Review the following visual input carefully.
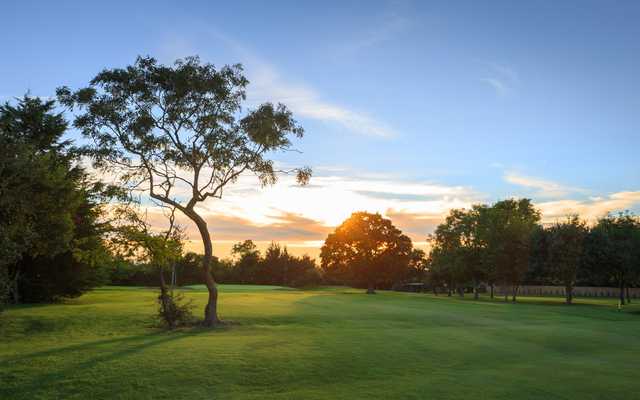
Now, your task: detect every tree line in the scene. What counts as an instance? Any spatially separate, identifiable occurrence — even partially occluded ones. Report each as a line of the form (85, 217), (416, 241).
(427, 199), (640, 304)
(110, 241), (321, 289)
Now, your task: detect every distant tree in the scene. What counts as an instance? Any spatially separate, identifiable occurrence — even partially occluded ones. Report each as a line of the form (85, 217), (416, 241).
(485, 199), (540, 302)
(175, 252), (206, 286)
(231, 240), (261, 284)
(455, 207), (487, 299)
(287, 255), (322, 288)
(58, 56), (311, 326)
(426, 246), (456, 296)
(546, 216), (588, 304)
(320, 212), (413, 293)
(407, 248), (428, 283)
(427, 206), (490, 298)
(428, 210), (468, 297)
(584, 213), (640, 305)
(258, 242), (291, 285)
(526, 225), (551, 285)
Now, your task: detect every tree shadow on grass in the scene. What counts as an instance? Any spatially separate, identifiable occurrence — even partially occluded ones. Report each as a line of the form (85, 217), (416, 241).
(4, 325), (220, 364)
(2, 328), (215, 398)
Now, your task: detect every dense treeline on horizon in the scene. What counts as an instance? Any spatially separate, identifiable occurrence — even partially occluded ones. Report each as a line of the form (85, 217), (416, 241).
(428, 201), (640, 304)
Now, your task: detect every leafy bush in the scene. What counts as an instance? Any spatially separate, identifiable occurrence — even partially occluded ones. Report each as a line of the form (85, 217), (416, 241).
(157, 289), (194, 329)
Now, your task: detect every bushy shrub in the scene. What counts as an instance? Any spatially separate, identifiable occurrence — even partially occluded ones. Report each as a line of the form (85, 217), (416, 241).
(157, 289), (194, 329)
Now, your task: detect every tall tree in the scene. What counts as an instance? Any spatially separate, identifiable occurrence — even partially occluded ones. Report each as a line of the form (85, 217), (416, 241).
(584, 213), (640, 305)
(428, 210), (468, 297)
(546, 216), (588, 304)
(320, 212), (413, 293)
(58, 56), (311, 326)
(0, 96), (115, 304)
(484, 199), (540, 302)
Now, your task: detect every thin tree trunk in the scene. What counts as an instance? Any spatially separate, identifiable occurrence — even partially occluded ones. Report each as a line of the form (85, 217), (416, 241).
(511, 285), (518, 303)
(12, 269), (20, 304)
(433, 286), (438, 296)
(565, 284), (573, 305)
(171, 264), (176, 288)
(189, 211), (220, 326)
(619, 279), (626, 306)
(490, 284), (494, 299)
(473, 278), (479, 300)
(626, 286), (631, 304)
(158, 268), (173, 328)
(366, 282), (376, 294)
(458, 287), (464, 298)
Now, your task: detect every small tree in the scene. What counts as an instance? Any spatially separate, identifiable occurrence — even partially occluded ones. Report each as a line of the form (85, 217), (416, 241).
(546, 216), (587, 304)
(58, 56), (311, 326)
(110, 205), (189, 328)
(320, 212), (413, 293)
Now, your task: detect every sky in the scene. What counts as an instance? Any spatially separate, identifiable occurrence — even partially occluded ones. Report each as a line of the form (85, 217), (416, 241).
(2, 0), (639, 258)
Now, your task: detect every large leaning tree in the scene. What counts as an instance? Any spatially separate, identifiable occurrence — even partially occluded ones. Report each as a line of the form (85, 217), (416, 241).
(320, 212), (413, 293)
(58, 56), (311, 326)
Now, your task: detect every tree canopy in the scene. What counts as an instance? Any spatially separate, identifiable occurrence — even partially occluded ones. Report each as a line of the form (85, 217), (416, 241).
(57, 56), (311, 325)
(320, 212), (413, 293)
(0, 96), (116, 304)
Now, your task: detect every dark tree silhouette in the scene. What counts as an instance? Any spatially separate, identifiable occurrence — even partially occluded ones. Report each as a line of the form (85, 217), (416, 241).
(1, 96), (116, 304)
(320, 212), (413, 293)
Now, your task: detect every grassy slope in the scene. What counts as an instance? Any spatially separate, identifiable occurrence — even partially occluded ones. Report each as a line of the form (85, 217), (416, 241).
(1, 286), (639, 400)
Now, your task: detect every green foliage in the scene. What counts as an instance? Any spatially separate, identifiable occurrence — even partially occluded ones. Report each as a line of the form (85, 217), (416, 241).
(583, 212), (640, 304)
(429, 199), (541, 300)
(546, 216), (588, 303)
(156, 289), (194, 329)
(0, 96), (115, 304)
(321, 212), (414, 292)
(108, 205), (184, 280)
(0, 97), (79, 267)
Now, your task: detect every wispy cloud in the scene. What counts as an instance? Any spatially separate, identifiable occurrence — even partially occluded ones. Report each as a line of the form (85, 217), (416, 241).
(538, 191), (640, 222)
(504, 172), (585, 198)
(480, 62), (519, 96)
(335, 9), (413, 56)
(168, 31), (397, 138)
(480, 78), (509, 95)
(247, 63), (396, 138)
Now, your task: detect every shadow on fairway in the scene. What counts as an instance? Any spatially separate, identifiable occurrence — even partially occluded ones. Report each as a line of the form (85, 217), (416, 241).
(5, 327), (212, 364)
(3, 328), (214, 397)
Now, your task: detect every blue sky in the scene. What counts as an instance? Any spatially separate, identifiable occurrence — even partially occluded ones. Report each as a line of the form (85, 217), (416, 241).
(2, 0), (639, 256)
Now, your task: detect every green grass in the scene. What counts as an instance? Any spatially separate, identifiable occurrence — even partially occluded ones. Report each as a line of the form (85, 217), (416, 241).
(2, 286), (640, 400)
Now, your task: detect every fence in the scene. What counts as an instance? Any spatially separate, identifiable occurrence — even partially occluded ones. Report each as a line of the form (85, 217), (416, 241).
(492, 285), (640, 299)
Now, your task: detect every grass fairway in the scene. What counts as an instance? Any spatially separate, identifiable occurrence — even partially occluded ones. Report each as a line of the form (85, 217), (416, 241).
(2, 286), (640, 399)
